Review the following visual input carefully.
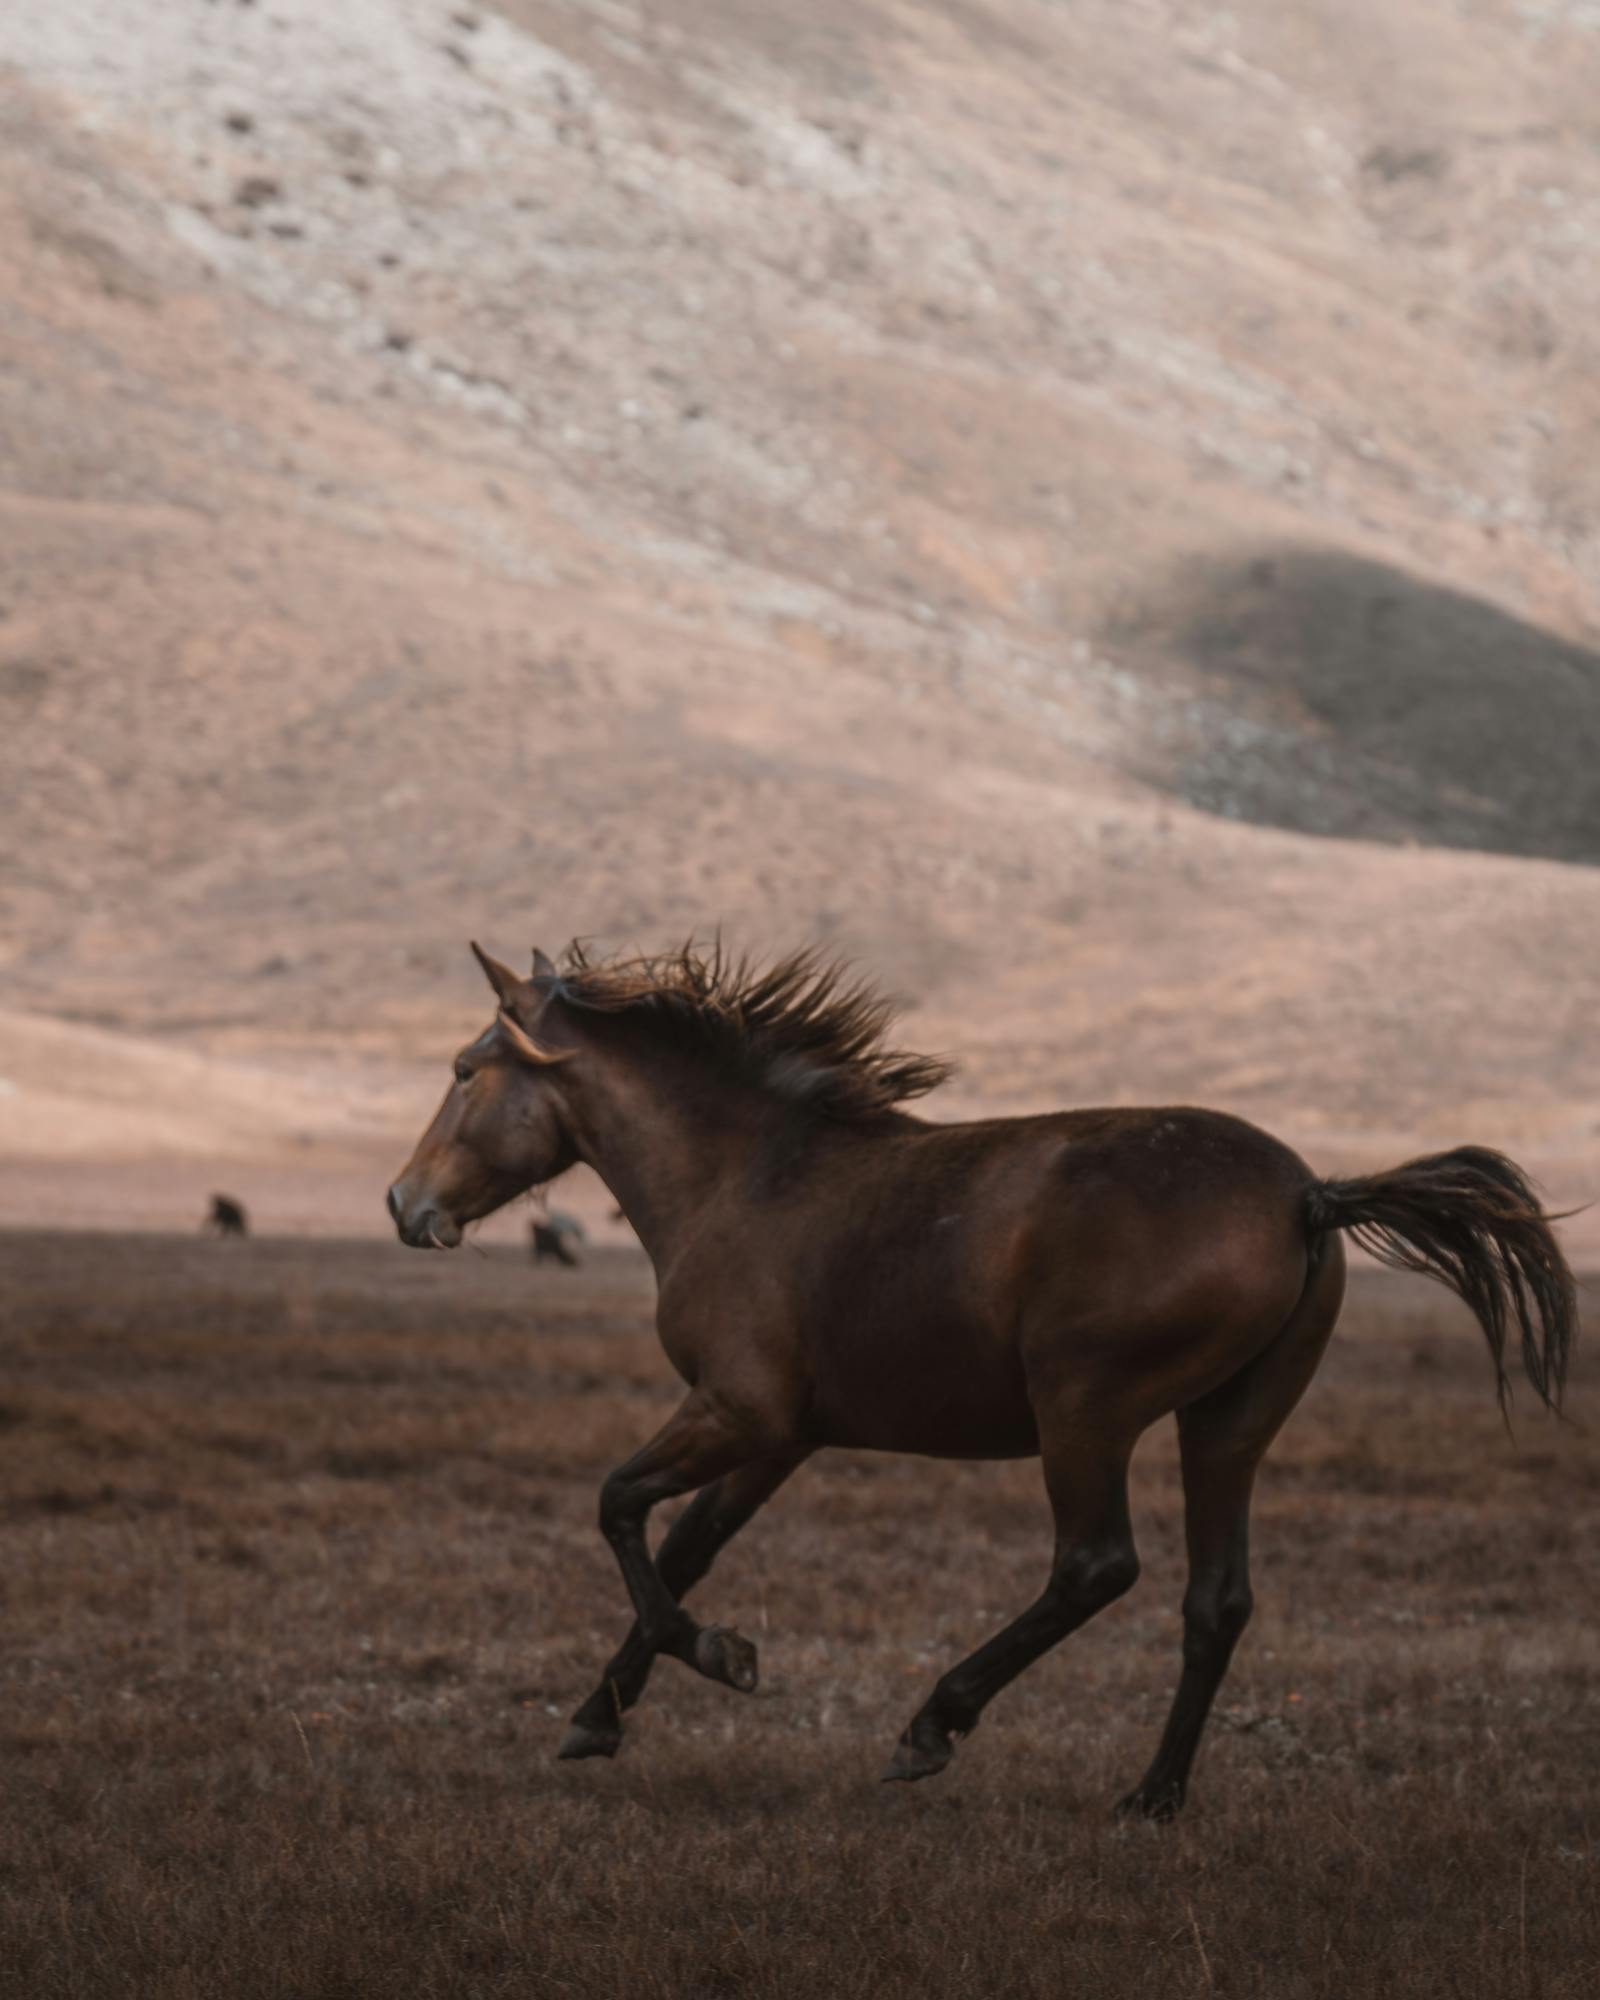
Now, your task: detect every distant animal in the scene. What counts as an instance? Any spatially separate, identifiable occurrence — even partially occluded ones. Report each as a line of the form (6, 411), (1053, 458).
(387, 938), (1577, 1817)
(205, 1194), (249, 1239)
(531, 1210), (584, 1267)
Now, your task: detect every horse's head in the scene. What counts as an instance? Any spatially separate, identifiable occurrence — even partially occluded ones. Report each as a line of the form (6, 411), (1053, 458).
(387, 944), (579, 1250)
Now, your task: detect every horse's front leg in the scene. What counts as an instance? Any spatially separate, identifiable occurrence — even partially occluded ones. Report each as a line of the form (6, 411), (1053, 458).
(559, 1448), (810, 1760)
(592, 1392), (791, 1703)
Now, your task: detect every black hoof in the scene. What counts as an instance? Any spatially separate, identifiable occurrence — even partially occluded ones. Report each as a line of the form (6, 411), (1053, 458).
(693, 1624), (759, 1693)
(881, 1718), (958, 1784)
(557, 1720), (623, 1761)
(1115, 1782), (1183, 1821)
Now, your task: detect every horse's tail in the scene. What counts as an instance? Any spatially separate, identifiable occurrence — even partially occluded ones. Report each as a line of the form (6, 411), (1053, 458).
(1305, 1147), (1577, 1413)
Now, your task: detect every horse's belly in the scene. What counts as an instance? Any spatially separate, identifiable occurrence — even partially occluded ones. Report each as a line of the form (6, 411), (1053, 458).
(809, 1328), (1038, 1459)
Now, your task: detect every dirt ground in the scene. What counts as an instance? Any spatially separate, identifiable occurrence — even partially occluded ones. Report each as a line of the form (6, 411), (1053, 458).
(2, 1229), (1595, 1998)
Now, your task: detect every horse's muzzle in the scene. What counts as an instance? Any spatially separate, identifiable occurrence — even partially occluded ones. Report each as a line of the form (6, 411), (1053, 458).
(386, 1182), (462, 1250)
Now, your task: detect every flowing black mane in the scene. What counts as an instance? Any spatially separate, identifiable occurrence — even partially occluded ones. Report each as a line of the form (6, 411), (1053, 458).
(548, 941), (953, 1119)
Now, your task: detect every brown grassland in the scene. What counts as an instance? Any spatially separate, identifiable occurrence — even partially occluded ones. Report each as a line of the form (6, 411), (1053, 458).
(2, 1229), (1597, 1999)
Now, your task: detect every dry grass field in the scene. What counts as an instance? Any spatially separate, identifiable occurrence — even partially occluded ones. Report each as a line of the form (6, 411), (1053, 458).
(2, 1228), (1596, 1998)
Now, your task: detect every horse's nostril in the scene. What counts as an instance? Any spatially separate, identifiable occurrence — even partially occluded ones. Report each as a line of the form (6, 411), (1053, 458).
(386, 1185), (403, 1225)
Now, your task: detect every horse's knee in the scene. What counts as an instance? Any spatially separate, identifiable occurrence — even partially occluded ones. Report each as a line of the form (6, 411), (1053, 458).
(1053, 1539), (1140, 1614)
(598, 1470), (642, 1545)
(1181, 1576), (1253, 1666)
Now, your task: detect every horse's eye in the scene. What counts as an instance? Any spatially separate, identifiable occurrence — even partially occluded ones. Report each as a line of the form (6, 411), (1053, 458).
(454, 1060), (473, 1086)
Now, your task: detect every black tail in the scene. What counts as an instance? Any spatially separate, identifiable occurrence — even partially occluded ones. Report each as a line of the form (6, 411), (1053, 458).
(1306, 1147), (1577, 1413)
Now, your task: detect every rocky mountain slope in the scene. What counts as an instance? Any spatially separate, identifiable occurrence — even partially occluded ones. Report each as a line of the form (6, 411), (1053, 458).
(2, 1), (1598, 1238)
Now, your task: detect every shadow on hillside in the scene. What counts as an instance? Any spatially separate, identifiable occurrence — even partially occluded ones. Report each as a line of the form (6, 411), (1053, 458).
(1111, 549), (1600, 864)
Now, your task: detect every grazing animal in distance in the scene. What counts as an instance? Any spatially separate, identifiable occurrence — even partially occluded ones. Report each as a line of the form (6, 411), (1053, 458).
(205, 1193), (249, 1239)
(386, 938), (1578, 1817)
(531, 1210), (584, 1267)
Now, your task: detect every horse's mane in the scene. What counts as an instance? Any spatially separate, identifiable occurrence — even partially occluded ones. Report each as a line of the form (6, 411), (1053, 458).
(548, 940), (953, 1120)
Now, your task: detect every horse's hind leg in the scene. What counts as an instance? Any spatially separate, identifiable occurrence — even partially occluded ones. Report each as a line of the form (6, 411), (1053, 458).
(1118, 1236), (1346, 1820)
(884, 1413), (1141, 1783)
(559, 1449), (809, 1760)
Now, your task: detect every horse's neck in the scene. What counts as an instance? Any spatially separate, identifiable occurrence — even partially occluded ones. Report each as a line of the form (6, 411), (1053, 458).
(566, 1046), (779, 1270)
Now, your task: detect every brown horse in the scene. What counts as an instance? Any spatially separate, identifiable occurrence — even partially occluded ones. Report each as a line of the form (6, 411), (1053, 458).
(386, 940), (1577, 1816)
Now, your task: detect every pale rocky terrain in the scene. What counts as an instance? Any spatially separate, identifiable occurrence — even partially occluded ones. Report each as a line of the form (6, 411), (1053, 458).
(2, 0), (1599, 1245)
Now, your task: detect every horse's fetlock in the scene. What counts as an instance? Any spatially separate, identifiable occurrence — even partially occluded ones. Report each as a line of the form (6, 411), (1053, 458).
(929, 1687), (978, 1740)
(651, 1608), (699, 1660)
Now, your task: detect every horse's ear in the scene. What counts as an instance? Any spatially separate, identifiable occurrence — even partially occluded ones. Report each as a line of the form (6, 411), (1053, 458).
(470, 941), (521, 1005)
(531, 946), (558, 981)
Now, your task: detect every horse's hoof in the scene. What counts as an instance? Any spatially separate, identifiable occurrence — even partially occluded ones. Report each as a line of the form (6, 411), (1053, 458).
(880, 1725), (954, 1784)
(556, 1720), (623, 1761)
(694, 1624), (759, 1693)
(1114, 1782), (1182, 1821)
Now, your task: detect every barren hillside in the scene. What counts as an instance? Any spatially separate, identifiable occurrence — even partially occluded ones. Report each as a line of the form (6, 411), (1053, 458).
(2, 1), (1599, 1239)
